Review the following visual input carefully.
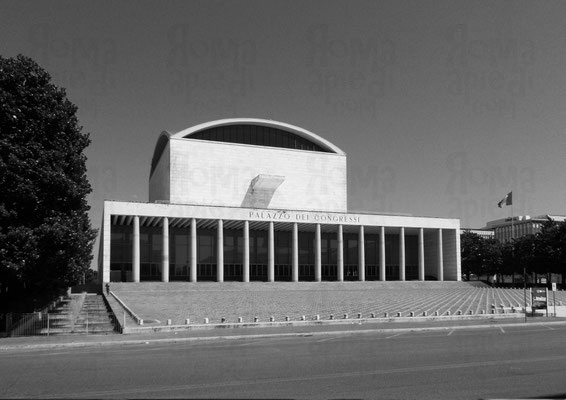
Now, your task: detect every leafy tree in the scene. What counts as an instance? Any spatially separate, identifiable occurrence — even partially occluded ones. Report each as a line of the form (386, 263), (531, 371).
(461, 231), (503, 282)
(535, 219), (566, 284)
(552, 221), (566, 284)
(483, 236), (503, 280)
(0, 55), (96, 311)
(461, 231), (485, 280)
(509, 235), (536, 283)
(500, 240), (517, 281)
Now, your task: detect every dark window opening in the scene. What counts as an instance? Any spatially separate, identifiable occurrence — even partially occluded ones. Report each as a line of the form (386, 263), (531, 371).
(189, 124), (331, 153)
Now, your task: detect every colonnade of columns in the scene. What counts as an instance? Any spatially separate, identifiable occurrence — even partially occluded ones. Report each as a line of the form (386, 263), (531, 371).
(128, 217), (445, 283)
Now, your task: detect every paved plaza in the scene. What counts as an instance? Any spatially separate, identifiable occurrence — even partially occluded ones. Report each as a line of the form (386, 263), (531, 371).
(109, 281), (566, 326)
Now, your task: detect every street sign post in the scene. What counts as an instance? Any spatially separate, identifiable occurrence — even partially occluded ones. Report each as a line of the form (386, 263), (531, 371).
(552, 282), (556, 318)
(532, 287), (548, 317)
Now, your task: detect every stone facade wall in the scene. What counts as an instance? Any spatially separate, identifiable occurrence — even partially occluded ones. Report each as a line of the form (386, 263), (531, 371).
(423, 230), (439, 279)
(161, 138), (347, 212)
(442, 229), (461, 281)
(149, 141), (170, 203)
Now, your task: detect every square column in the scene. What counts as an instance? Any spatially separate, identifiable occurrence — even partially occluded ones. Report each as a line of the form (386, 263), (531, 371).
(132, 215), (140, 283)
(379, 226), (386, 281)
(101, 211), (111, 283)
(358, 225), (365, 281)
(217, 219), (224, 282)
(399, 227), (405, 281)
(315, 224), (321, 282)
(190, 218), (197, 282)
(437, 228), (444, 281)
(243, 220), (250, 283)
(292, 223), (299, 282)
(418, 228), (425, 281)
(337, 225), (344, 282)
(268, 221), (275, 282)
(162, 217), (169, 283)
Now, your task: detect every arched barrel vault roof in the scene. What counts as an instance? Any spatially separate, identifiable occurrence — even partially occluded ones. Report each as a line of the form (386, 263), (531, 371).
(150, 131), (173, 178)
(173, 118), (346, 155)
(150, 118), (346, 178)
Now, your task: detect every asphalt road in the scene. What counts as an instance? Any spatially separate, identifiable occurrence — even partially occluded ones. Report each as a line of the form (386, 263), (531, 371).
(1, 323), (566, 399)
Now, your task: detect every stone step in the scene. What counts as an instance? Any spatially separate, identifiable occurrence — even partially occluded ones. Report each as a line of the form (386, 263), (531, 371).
(38, 326), (116, 335)
(74, 322), (115, 329)
(75, 317), (113, 324)
(68, 326), (116, 333)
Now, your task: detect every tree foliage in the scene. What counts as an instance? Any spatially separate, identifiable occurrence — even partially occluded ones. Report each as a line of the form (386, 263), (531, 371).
(462, 220), (566, 285)
(0, 55), (96, 311)
(460, 231), (501, 280)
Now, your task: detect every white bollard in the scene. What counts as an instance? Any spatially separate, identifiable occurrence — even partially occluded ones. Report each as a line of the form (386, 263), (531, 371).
(314, 315), (320, 320)
(238, 317), (243, 323)
(204, 318), (209, 324)
(269, 316), (275, 322)
(167, 319), (172, 325)
(396, 312), (402, 317)
(285, 316), (290, 321)
(423, 311), (427, 317)
(185, 318), (190, 325)
(410, 312), (415, 317)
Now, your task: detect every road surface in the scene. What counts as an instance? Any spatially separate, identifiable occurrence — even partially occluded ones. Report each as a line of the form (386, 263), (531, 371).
(1, 323), (566, 399)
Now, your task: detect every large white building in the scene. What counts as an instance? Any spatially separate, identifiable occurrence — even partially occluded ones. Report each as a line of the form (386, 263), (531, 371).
(98, 118), (461, 283)
(486, 215), (566, 242)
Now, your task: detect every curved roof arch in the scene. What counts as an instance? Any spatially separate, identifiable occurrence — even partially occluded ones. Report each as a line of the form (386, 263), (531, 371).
(150, 118), (345, 177)
(150, 131), (173, 178)
(172, 118), (345, 155)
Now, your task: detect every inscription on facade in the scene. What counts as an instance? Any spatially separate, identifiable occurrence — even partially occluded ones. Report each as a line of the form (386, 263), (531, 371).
(248, 210), (360, 223)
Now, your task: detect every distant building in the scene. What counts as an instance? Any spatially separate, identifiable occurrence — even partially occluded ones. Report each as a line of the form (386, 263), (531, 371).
(98, 118), (461, 283)
(461, 229), (494, 240)
(485, 215), (566, 242)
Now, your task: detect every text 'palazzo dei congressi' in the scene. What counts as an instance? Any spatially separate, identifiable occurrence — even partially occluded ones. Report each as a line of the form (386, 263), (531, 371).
(98, 118), (461, 283)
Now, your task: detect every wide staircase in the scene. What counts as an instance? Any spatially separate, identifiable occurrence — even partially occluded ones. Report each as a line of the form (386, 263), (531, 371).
(72, 295), (117, 334)
(40, 294), (117, 335)
(109, 281), (566, 326)
(38, 296), (75, 335)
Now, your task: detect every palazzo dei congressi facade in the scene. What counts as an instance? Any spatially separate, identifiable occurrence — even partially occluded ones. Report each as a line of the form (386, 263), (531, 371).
(98, 118), (461, 283)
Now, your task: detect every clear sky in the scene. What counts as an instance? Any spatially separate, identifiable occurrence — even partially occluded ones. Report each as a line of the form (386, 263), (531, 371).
(2, 0), (566, 265)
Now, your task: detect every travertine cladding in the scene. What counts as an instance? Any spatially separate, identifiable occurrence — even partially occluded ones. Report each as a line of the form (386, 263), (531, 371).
(149, 141), (170, 203)
(150, 137), (347, 212)
(423, 231), (439, 278)
(442, 229), (461, 281)
(99, 201), (462, 282)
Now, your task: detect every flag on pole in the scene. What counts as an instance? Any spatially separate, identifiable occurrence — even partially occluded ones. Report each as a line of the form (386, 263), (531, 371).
(497, 191), (512, 208)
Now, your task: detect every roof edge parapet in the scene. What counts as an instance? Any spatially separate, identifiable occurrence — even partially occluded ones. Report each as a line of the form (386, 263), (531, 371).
(171, 118), (346, 156)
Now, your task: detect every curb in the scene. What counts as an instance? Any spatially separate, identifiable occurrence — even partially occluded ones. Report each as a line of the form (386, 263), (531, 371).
(121, 313), (524, 334)
(2, 319), (566, 351)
